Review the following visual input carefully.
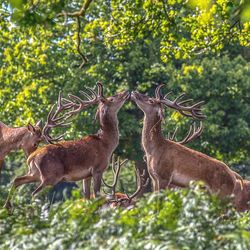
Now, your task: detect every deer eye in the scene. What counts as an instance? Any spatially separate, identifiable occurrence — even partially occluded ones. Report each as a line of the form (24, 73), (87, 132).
(109, 98), (114, 102)
(148, 99), (154, 104)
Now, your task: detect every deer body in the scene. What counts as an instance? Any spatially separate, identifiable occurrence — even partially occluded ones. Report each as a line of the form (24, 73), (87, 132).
(132, 88), (238, 199)
(0, 121), (42, 175)
(27, 110), (120, 192)
(4, 86), (129, 209)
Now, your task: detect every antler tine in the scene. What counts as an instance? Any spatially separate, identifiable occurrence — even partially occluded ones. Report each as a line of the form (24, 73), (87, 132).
(65, 94), (98, 117)
(174, 121), (203, 145)
(82, 86), (98, 99)
(173, 93), (186, 103)
(167, 126), (178, 140)
(79, 86), (98, 101)
(122, 168), (148, 201)
(42, 91), (77, 144)
(163, 91), (172, 99)
(155, 84), (165, 99)
(97, 82), (104, 98)
(161, 95), (206, 120)
(102, 155), (128, 197)
(178, 98), (193, 105)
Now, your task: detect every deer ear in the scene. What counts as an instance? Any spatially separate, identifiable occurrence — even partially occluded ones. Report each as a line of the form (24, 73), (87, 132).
(27, 123), (36, 134)
(35, 120), (42, 128)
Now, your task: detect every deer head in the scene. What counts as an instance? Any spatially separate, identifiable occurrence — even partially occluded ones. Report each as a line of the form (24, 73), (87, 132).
(94, 82), (130, 123)
(131, 84), (206, 121)
(21, 120), (43, 156)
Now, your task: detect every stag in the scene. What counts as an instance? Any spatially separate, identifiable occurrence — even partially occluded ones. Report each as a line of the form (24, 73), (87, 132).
(4, 83), (129, 209)
(0, 92), (76, 179)
(131, 85), (242, 201)
(102, 154), (149, 208)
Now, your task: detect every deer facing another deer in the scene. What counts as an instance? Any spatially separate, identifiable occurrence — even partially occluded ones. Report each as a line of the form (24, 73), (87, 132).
(4, 83), (129, 209)
(131, 85), (243, 205)
(3, 83), (248, 212)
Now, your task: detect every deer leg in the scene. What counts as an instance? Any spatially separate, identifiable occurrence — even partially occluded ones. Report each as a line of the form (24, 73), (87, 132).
(3, 174), (38, 211)
(83, 177), (91, 199)
(93, 172), (102, 198)
(32, 174), (62, 197)
(32, 182), (47, 197)
(152, 173), (173, 192)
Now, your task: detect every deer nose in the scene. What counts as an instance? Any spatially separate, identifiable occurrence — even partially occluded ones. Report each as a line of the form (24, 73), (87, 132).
(123, 90), (130, 100)
(131, 91), (139, 98)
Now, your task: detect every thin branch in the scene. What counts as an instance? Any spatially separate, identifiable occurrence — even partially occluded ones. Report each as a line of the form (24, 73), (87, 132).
(57, 0), (93, 68)
(76, 16), (88, 68)
(57, 0), (93, 17)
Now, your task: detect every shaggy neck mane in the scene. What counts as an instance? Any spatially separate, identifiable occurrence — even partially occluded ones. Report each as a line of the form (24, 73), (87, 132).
(97, 112), (119, 150)
(142, 113), (164, 154)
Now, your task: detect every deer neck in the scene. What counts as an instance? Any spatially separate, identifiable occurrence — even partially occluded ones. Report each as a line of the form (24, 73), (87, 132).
(0, 126), (28, 156)
(142, 113), (164, 154)
(98, 112), (119, 151)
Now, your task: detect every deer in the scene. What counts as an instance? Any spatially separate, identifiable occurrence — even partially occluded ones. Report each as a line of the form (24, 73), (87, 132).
(4, 83), (130, 210)
(102, 154), (149, 209)
(0, 120), (42, 177)
(167, 121), (243, 186)
(0, 91), (77, 180)
(131, 84), (243, 204)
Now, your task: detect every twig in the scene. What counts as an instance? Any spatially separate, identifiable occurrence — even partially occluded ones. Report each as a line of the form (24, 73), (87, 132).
(57, 0), (93, 17)
(76, 16), (88, 68)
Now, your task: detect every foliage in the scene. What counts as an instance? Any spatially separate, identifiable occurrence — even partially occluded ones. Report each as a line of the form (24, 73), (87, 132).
(0, 184), (250, 250)
(3, 1), (250, 60)
(0, 0), (249, 165)
(0, 1), (250, 249)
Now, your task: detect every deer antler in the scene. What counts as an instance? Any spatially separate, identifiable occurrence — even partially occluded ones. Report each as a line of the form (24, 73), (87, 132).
(102, 154), (128, 197)
(66, 85), (98, 116)
(65, 82), (104, 116)
(97, 82), (104, 99)
(156, 84), (206, 120)
(103, 155), (149, 203)
(42, 91), (75, 144)
(122, 169), (149, 201)
(167, 121), (203, 145)
(42, 86), (99, 144)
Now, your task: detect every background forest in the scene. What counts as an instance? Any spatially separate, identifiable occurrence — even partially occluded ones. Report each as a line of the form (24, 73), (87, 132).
(0, 0), (250, 249)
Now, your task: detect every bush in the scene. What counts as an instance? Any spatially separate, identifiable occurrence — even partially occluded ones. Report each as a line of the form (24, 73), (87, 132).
(1, 183), (250, 250)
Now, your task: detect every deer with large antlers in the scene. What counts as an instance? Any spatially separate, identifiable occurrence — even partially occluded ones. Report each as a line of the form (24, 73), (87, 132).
(4, 83), (129, 209)
(131, 85), (243, 202)
(102, 154), (149, 208)
(0, 91), (76, 180)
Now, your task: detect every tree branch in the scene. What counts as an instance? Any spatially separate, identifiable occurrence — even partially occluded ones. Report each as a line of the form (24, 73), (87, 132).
(57, 0), (93, 18)
(76, 16), (88, 68)
(57, 0), (93, 68)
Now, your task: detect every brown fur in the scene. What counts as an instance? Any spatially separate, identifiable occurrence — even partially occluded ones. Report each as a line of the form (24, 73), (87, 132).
(131, 91), (239, 200)
(233, 180), (250, 212)
(0, 121), (42, 176)
(4, 91), (129, 208)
